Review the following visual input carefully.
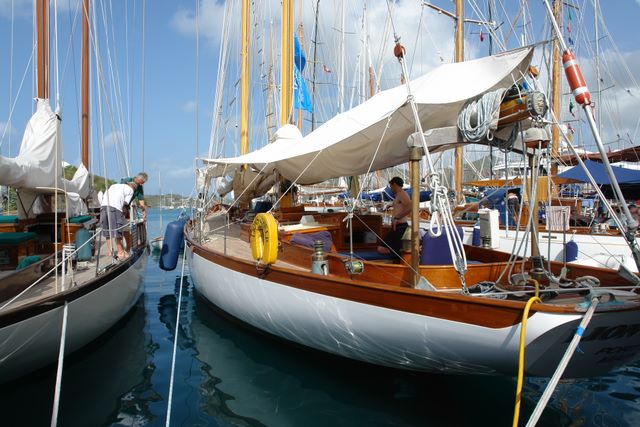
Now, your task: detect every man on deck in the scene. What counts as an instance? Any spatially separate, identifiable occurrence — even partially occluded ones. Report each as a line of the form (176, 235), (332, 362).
(121, 172), (148, 219)
(377, 176), (411, 259)
(101, 181), (138, 260)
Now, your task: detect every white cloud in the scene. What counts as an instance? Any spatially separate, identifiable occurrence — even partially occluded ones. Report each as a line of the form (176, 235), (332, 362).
(181, 100), (197, 113)
(165, 166), (194, 179)
(0, 0), (30, 19)
(102, 130), (123, 148)
(0, 0), (77, 19)
(0, 121), (13, 138)
(170, 0), (226, 46)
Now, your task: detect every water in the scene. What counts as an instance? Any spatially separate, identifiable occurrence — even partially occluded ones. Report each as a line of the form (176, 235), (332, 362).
(2, 208), (640, 426)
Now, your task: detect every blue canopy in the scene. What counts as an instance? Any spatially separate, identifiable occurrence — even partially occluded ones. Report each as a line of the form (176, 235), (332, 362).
(558, 160), (640, 185)
(340, 188), (432, 202)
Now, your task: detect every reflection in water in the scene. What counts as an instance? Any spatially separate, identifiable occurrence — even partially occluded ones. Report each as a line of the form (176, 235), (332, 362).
(0, 296), (154, 427)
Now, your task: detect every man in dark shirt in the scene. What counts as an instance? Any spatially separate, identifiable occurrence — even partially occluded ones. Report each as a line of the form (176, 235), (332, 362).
(121, 172), (148, 219)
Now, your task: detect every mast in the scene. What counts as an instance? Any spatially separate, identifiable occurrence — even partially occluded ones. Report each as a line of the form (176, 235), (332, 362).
(36, 0), (49, 99)
(311, 0), (320, 131)
(240, 0), (250, 155)
(81, 0), (90, 169)
(594, 0), (602, 133)
(453, 0), (464, 203)
(550, 0), (561, 176)
(280, 0), (293, 126)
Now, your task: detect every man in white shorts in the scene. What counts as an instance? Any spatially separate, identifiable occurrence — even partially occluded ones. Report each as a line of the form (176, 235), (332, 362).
(100, 181), (137, 260)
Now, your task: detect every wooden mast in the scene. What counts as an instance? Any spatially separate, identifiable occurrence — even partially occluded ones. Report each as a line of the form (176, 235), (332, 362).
(81, 0), (90, 169)
(240, 0), (250, 156)
(550, 0), (561, 176)
(279, 0), (295, 207)
(280, 0), (293, 127)
(36, 0), (49, 99)
(453, 0), (464, 203)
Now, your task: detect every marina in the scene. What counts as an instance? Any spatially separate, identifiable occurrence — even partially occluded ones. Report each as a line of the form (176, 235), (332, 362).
(0, 210), (638, 426)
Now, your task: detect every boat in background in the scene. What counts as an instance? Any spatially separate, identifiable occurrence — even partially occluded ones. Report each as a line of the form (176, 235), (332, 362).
(0, 0), (147, 384)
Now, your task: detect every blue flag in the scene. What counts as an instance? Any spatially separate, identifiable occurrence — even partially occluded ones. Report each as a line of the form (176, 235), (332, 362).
(293, 35), (311, 112)
(294, 36), (306, 71)
(293, 66), (312, 112)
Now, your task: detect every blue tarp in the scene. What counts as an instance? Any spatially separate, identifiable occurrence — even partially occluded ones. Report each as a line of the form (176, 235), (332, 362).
(558, 160), (640, 185)
(340, 188), (432, 202)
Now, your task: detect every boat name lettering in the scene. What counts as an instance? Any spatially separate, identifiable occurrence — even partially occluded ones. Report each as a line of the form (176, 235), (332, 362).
(566, 324), (640, 342)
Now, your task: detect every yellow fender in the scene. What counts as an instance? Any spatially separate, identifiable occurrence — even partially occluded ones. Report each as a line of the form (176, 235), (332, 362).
(250, 213), (278, 265)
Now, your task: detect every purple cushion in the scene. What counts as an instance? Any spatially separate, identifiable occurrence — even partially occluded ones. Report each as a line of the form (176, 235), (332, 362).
(290, 231), (333, 252)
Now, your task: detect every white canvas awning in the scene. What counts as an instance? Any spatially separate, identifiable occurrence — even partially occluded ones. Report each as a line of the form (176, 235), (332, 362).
(203, 47), (534, 185)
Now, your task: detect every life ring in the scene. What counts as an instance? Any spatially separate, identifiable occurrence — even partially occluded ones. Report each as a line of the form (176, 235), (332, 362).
(250, 213), (278, 265)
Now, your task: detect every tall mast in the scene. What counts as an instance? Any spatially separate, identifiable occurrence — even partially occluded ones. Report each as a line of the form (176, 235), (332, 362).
(453, 0), (464, 202)
(594, 0), (602, 134)
(81, 0), (90, 169)
(36, 0), (49, 99)
(240, 0), (250, 155)
(311, 0), (320, 131)
(296, 2), (304, 131)
(280, 0), (293, 126)
(550, 0), (561, 176)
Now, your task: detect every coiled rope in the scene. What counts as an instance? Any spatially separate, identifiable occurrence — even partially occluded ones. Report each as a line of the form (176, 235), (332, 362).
(457, 88), (506, 143)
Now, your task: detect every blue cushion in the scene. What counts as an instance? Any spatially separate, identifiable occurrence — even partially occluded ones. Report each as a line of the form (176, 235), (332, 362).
(338, 250), (394, 261)
(0, 215), (18, 224)
(420, 226), (464, 265)
(290, 231), (333, 252)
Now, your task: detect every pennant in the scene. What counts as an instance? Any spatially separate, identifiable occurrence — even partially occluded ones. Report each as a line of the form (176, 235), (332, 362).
(480, 31), (484, 42)
(567, 22), (572, 34)
(569, 100), (575, 117)
(567, 123), (575, 134)
(322, 64), (332, 73)
(568, 36), (574, 46)
(293, 65), (312, 112)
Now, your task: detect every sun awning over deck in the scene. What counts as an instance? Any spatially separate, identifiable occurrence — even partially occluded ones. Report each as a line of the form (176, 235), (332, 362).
(203, 47), (534, 185)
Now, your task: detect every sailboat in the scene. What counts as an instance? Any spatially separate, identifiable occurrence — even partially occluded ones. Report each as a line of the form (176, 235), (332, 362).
(0, 0), (147, 383)
(182, 1), (640, 380)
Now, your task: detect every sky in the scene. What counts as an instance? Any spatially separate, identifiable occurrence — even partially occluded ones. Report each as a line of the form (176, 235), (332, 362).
(1, 0), (640, 197)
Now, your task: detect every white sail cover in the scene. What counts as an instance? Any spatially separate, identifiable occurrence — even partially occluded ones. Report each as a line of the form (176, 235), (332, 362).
(0, 99), (90, 197)
(203, 47), (534, 185)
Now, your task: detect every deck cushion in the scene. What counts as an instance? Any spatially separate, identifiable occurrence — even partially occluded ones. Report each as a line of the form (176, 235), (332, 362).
(0, 232), (37, 245)
(338, 250), (394, 261)
(68, 215), (92, 224)
(290, 231), (333, 252)
(0, 215), (19, 224)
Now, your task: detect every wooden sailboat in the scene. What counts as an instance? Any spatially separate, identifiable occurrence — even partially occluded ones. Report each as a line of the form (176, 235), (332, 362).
(184, 1), (640, 379)
(0, 0), (148, 383)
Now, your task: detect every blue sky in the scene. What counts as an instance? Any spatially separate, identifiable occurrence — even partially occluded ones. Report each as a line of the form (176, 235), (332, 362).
(1, 0), (640, 196)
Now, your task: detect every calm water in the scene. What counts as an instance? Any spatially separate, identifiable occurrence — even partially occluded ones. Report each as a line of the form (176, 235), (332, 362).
(2, 208), (640, 426)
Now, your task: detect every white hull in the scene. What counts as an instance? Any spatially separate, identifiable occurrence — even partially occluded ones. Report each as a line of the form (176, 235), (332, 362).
(0, 251), (147, 383)
(189, 247), (640, 377)
(461, 226), (638, 272)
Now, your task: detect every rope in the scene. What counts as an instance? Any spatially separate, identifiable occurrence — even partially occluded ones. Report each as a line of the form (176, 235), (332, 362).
(512, 296), (542, 427)
(165, 241), (188, 427)
(50, 302), (69, 427)
(457, 88), (506, 143)
(525, 297), (600, 427)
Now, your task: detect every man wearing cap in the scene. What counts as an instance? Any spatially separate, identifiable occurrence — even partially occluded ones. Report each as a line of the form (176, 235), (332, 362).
(377, 176), (411, 259)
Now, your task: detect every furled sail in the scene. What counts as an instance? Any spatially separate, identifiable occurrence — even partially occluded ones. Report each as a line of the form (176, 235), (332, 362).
(0, 99), (90, 197)
(203, 47), (534, 185)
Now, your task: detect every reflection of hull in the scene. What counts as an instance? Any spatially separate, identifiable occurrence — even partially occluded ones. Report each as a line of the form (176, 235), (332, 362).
(188, 236), (640, 378)
(1, 295), (152, 426)
(0, 249), (147, 383)
(460, 226), (637, 272)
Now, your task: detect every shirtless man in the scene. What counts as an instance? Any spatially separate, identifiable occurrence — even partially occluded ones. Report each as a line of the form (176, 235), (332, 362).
(377, 176), (411, 258)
